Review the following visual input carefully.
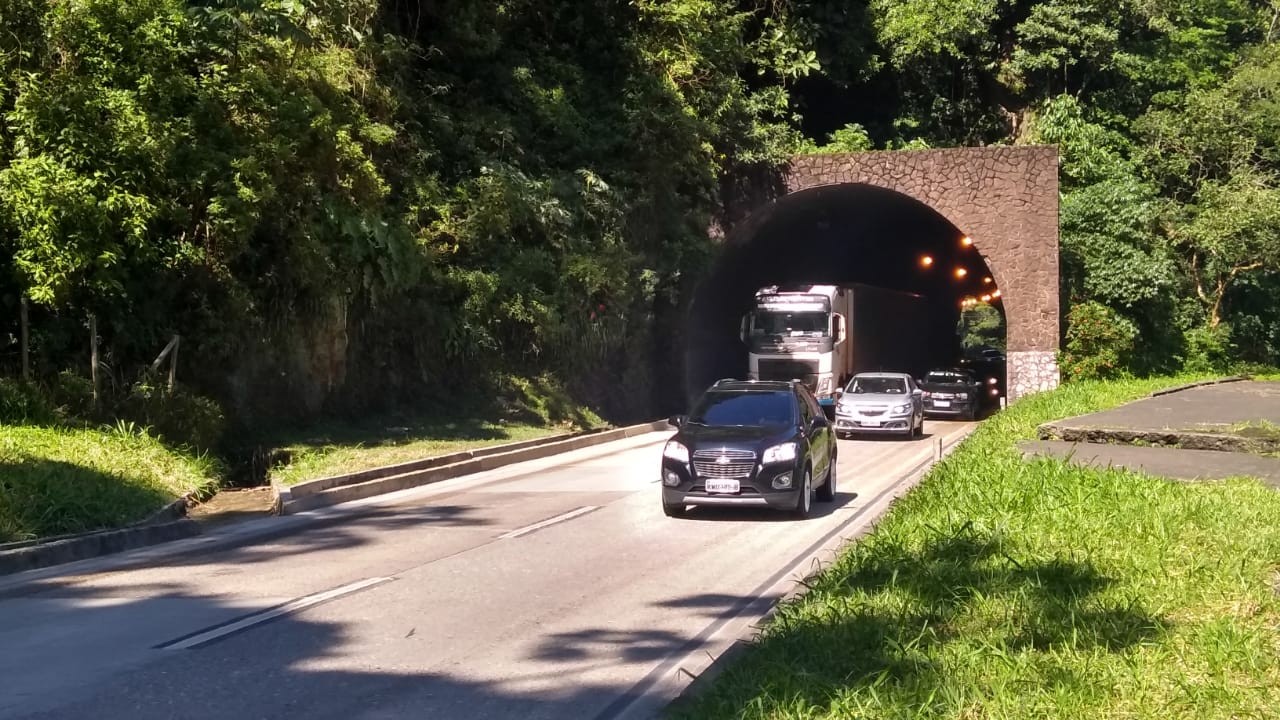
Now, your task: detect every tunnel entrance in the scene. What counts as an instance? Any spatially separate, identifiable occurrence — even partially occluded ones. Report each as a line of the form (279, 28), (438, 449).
(684, 147), (1059, 407)
(686, 183), (1007, 401)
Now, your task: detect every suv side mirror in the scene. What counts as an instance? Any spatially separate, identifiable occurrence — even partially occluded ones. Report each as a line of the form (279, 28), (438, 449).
(668, 414), (686, 428)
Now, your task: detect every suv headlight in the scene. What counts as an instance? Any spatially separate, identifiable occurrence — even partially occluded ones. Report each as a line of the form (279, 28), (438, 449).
(663, 441), (689, 464)
(762, 442), (797, 464)
(892, 403), (912, 414)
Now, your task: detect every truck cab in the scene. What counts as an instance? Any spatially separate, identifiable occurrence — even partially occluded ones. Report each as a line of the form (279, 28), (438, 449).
(741, 285), (849, 408)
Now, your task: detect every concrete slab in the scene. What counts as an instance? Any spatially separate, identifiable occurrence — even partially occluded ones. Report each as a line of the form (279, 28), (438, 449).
(1021, 440), (1280, 489)
(1038, 381), (1280, 454)
(1049, 381), (1280, 433)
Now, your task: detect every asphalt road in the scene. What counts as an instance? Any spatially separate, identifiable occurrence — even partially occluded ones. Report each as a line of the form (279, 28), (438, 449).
(0, 420), (975, 720)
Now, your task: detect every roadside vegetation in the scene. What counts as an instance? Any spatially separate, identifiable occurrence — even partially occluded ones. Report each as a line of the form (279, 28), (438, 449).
(673, 376), (1280, 719)
(271, 419), (588, 486)
(267, 373), (606, 485)
(0, 373), (607, 539)
(0, 378), (220, 543)
(4, 0), (1280, 447)
(0, 423), (218, 544)
(3, 3), (1280, 536)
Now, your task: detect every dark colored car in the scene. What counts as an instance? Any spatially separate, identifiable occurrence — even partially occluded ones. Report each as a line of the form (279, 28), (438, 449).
(919, 368), (982, 419)
(958, 356), (1005, 404)
(661, 379), (837, 519)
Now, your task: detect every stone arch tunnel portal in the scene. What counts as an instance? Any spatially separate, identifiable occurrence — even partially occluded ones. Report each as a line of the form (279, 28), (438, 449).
(683, 147), (1061, 406)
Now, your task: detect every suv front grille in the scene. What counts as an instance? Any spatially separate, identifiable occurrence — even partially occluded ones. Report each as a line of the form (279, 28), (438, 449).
(692, 460), (755, 479)
(692, 449), (756, 460)
(691, 448), (757, 480)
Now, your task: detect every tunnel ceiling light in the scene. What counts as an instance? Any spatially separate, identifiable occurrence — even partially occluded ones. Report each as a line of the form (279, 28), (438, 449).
(920, 255), (934, 267)
(955, 267), (968, 278)
(961, 236), (974, 247)
(992, 289), (1002, 298)
(980, 294), (992, 302)
(982, 276), (992, 284)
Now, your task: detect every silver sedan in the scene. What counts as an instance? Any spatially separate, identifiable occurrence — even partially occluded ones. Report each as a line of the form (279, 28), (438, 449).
(832, 372), (924, 439)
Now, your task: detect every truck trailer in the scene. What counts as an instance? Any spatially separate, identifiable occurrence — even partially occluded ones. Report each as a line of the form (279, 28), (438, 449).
(742, 284), (930, 409)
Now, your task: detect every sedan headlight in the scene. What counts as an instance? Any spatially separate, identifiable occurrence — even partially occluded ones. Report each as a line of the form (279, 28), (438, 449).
(892, 403), (912, 415)
(762, 442), (797, 464)
(663, 441), (689, 464)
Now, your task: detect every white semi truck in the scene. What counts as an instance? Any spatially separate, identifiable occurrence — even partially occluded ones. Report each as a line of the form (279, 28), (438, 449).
(742, 284), (929, 410)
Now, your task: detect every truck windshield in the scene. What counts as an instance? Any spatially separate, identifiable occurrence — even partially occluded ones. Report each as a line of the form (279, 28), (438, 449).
(750, 311), (829, 337)
(847, 377), (908, 395)
(688, 391), (795, 427)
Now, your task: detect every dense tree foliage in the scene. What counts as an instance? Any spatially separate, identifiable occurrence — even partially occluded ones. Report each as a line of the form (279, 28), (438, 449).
(0, 0), (812, 430)
(795, 0), (1280, 376)
(1, 0), (1277, 435)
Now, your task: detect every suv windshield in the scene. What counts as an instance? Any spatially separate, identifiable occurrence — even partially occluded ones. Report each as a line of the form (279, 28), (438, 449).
(847, 377), (907, 395)
(689, 391), (795, 427)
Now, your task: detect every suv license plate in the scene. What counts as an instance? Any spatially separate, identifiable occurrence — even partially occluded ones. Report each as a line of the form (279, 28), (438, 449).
(705, 479), (740, 494)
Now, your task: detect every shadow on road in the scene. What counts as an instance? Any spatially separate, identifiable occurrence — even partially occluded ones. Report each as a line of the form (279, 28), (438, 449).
(2, 519), (1168, 720)
(1, 577), (648, 719)
(1, 503), (498, 599)
(682, 490), (860, 523)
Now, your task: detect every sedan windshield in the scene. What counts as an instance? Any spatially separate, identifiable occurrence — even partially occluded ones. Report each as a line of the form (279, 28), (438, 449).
(926, 372), (970, 384)
(847, 377), (908, 395)
(689, 391), (795, 427)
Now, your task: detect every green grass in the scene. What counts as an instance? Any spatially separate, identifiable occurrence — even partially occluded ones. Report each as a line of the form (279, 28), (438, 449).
(672, 375), (1280, 720)
(1212, 420), (1280, 441)
(270, 418), (595, 486)
(0, 422), (220, 543)
(268, 372), (611, 486)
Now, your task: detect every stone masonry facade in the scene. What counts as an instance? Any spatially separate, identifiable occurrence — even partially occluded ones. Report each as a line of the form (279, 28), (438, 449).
(725, 146), (1061, 401)
(1009, 351), (1060, 398)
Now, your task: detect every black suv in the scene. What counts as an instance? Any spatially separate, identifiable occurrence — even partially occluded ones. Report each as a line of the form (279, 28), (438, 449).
(661, 379), (837, 518)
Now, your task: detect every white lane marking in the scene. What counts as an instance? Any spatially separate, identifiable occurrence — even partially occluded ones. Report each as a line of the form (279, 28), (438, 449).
(498, 506), (600, 540)
(158, 576), (394, 650)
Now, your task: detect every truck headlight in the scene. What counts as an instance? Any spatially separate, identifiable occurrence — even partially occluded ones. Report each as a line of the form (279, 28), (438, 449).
(663, 441), (689, 464)
(762, 442), (797, 464)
